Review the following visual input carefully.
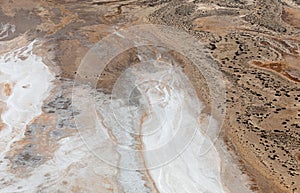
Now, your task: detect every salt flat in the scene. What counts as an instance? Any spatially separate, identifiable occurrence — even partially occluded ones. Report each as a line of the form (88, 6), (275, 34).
(0, 0), (299, 192)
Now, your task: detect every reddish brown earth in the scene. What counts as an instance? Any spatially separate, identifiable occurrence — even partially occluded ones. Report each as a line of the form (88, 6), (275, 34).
(0, 0), (300, 192)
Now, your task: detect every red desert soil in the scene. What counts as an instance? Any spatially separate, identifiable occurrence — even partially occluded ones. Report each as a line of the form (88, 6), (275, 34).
(0, 0), (300, 192)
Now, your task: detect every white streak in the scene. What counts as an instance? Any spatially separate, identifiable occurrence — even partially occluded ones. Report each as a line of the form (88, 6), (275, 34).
(0, 40), (54, 157)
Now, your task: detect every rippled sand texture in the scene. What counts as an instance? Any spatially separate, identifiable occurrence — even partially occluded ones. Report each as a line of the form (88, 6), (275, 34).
(0, 0), (300, 193)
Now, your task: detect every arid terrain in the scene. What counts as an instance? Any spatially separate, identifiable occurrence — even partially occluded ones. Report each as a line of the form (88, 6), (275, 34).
(0, 0), (299, 193)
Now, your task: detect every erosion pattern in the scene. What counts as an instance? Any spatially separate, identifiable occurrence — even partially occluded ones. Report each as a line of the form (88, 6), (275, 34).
(0, 0), (299, 193)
